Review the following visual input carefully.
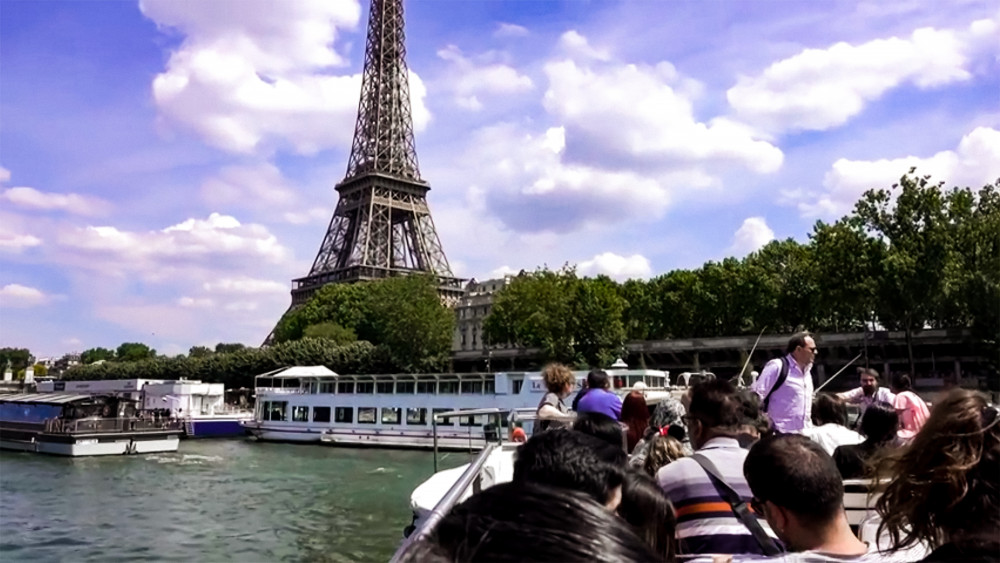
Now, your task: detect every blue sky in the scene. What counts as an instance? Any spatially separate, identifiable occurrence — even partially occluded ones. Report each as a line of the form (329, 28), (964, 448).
(2, 0), (998, 359)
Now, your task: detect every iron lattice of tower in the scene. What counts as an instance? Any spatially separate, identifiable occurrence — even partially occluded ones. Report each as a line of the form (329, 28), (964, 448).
(281, 0), (463, 323)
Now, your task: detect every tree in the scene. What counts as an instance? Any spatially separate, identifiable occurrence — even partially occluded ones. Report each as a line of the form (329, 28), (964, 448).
(809, 219), (880, 332)
(31, 363), (48, 377)
(116, 342), (156, 362)
(363, 275), (455, 372)
(189, 346), (214, 358)
(303, 322), (357, 345)
(0, 347), (32, 374)
(573, 276), (627, 367)
(81, 347), (115, 364)
(214, 343), (246, 354)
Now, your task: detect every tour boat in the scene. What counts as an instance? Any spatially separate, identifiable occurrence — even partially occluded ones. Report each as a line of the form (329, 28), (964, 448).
(37, 379), (252, 438)
(0, 393), (183, 456)
(242, 364), (679, 450)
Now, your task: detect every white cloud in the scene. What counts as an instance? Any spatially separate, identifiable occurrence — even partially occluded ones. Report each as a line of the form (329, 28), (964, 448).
(728, 19), (998, 134)
(495, 23), (529, 38)
(436, 46), (533, 111)
(728, 217), (775, 256)
(141, 0), (431, 155)
(283, 207), (330, 225)
(177, 296), (214, 308)
(577, 252), (652, 280)
(201, 162), (297, 208)
(1, 186), (111, 216)
(202, 277), (287, 294)
(0, 167), (10, 183)
(488, 265), (520, 279)
(0, 233), (43, 252)
(0, 284), (49, 308)
(558, 30), (611, 61)
(792, 126), (1000, 219)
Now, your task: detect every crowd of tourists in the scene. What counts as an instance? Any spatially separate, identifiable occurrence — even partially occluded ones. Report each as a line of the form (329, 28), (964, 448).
(401, 333), (999, 562)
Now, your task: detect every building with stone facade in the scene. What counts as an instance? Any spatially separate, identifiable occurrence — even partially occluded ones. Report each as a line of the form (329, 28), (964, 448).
(452, 276), (512, 354)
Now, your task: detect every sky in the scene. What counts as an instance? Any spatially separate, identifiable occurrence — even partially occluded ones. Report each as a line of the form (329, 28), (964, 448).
(1, 0), (998, 359)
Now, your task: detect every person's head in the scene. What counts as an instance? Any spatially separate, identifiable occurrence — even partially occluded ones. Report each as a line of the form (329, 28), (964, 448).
(686, 378), (742, 449)
(587, 368), (610, 391)
(876, 389), (1000, 552)
(649, 396), (686, 431)
(745, 434), (846, 551)
(511, 427), (527, 443)
(891, 373), (912, 393)
(736, 388), (771, 444)
(786, 331), (817, 366)
(573, 411), (625, 451)
(859, 368), (880, 396)
(620, 392), (649, 434)
(513, 428), (626, 508)
(542, 363), (576, 397)
(644, 433), (686, 477)
(618, 469), (677, 561)
(812, 393), (848, 427)
(859, 402), (899, 444)
(424, 481), (659, 562)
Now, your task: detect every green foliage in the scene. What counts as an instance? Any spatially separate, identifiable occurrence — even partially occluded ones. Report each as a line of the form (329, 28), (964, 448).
(81, 347), (115, 364)
(0, 347), (32, 373)
(215, 343), (246, 354)
(303, 322), (357, 345)
(64, 340), (378, 389)
(274, 275), (453, 373)
(189, 346), (214, 358)
(115, 342), (156, 362)
(32, 363), (48, 377)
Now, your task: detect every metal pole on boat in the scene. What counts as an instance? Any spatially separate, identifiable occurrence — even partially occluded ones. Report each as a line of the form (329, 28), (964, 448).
(735, 328), (766, 386)
(815, 352), (863, 393)
(432, 415), (439, 473)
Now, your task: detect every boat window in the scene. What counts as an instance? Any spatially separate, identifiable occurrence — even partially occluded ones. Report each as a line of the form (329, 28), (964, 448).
(319, 382), (335, 394)
(512, 379), (524, 394)
(627, 376), (642, 387)
(376, 381), (394, 394)
(396, 381), (415, 394)
(613, 376), (625, 389)
(358, 408), (376, 424)
(292, 406), (309, 422)
(432, 408), (454, 426)
(439, 381), (458, 394)
(337, 381), (354, 394)
(335, 407), (353, 423)
(313, 406), (331, 423)
(406, 408), (426, 425)
(381, 408), (402, 425)
(459, 415), (486, 427)
(263, 401), (288, 422)
(417, 381), (436, 394)
(484, 379), (495, 394)
(460, 380), (483, 394)
(356, 381), (375, 394)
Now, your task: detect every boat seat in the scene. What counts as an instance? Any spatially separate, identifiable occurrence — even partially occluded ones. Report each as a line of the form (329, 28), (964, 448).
(842, 478), (879, 535)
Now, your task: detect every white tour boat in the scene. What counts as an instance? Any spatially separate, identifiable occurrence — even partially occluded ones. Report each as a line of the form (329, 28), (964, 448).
(243, 364), (678, 450)
(0, 393), (183, 456)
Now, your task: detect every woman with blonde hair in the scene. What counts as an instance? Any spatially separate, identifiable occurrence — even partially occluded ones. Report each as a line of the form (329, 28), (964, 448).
(875, 388), (1000, 561)
(643, 431), (687, 478)
(536, 363), (576, 431)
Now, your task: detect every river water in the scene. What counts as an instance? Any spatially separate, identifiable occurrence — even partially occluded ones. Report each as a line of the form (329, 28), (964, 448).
(0, 439), (470, 562)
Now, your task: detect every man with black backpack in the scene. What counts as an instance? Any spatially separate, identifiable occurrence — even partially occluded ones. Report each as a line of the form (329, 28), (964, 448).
(750, 332), (817, 434)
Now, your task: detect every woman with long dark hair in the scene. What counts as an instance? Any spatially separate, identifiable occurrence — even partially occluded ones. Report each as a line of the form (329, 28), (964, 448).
(875, 389), (1000, 561)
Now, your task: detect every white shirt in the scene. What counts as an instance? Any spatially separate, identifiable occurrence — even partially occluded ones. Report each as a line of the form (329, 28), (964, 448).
(801, 423), (864, 456)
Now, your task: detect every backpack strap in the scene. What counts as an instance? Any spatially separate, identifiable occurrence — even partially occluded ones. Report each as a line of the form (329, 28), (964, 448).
(762, 356), (790, 413)
(691, 453), (782, 556)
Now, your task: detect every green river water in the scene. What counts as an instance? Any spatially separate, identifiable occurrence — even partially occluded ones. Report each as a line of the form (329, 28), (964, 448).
(0, 439), (470, 562)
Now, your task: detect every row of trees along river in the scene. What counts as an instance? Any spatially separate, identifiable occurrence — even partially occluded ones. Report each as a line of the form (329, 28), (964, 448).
(16, 171), (995, 389)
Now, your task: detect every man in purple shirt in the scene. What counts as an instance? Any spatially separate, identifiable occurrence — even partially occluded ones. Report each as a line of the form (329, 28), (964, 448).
(576, 369), (623, 420)
(751, 332), (816, 434)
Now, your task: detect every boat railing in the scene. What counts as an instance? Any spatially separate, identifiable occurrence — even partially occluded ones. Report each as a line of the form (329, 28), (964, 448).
(253, 387), (306, 394)
(390, 442), (499, 563)
(431, 407), (506, 472)
(45, 417), (182, 434)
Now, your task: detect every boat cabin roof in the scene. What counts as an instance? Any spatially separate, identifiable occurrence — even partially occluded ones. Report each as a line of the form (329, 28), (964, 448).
(257, 366), (338, 379)
(0, 392), (101, 405)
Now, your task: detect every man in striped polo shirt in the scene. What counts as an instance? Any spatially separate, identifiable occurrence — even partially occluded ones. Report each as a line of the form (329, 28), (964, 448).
(656, 379), (778, 557)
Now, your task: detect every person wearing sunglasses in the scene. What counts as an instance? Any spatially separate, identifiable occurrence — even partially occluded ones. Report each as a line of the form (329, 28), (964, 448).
(750, 332), (818, 434)
(742, 434), (876, 561)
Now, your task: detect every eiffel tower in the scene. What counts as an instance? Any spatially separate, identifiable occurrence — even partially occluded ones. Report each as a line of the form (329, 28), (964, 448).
(285, 0), (463, 318)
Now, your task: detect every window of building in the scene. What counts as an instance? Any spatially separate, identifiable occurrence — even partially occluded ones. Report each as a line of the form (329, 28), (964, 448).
(313, 406), (331, 423)
(358, 407), (377, 424)
(512, 379), (524, 394)
(461, 332), (467, 346)
(460, 380), (483, 394)
(438, 380), (459, 394)
(337, 381), (354, 394)
(263, 401), (287, 421)
(406, 408), (426, 425)
(396, 381), (415, 394)
(292, 406), (309, 422)
(484, 379), (495, 394)
(376, 381), (394, 394)
(335, 407), (353, 423)
(356, 381), (375, 394)
(319, 382), (335, 394)
(417, 381), (436, 394)
(381, 407), (402, 425)
(472, 329), (477, 348)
